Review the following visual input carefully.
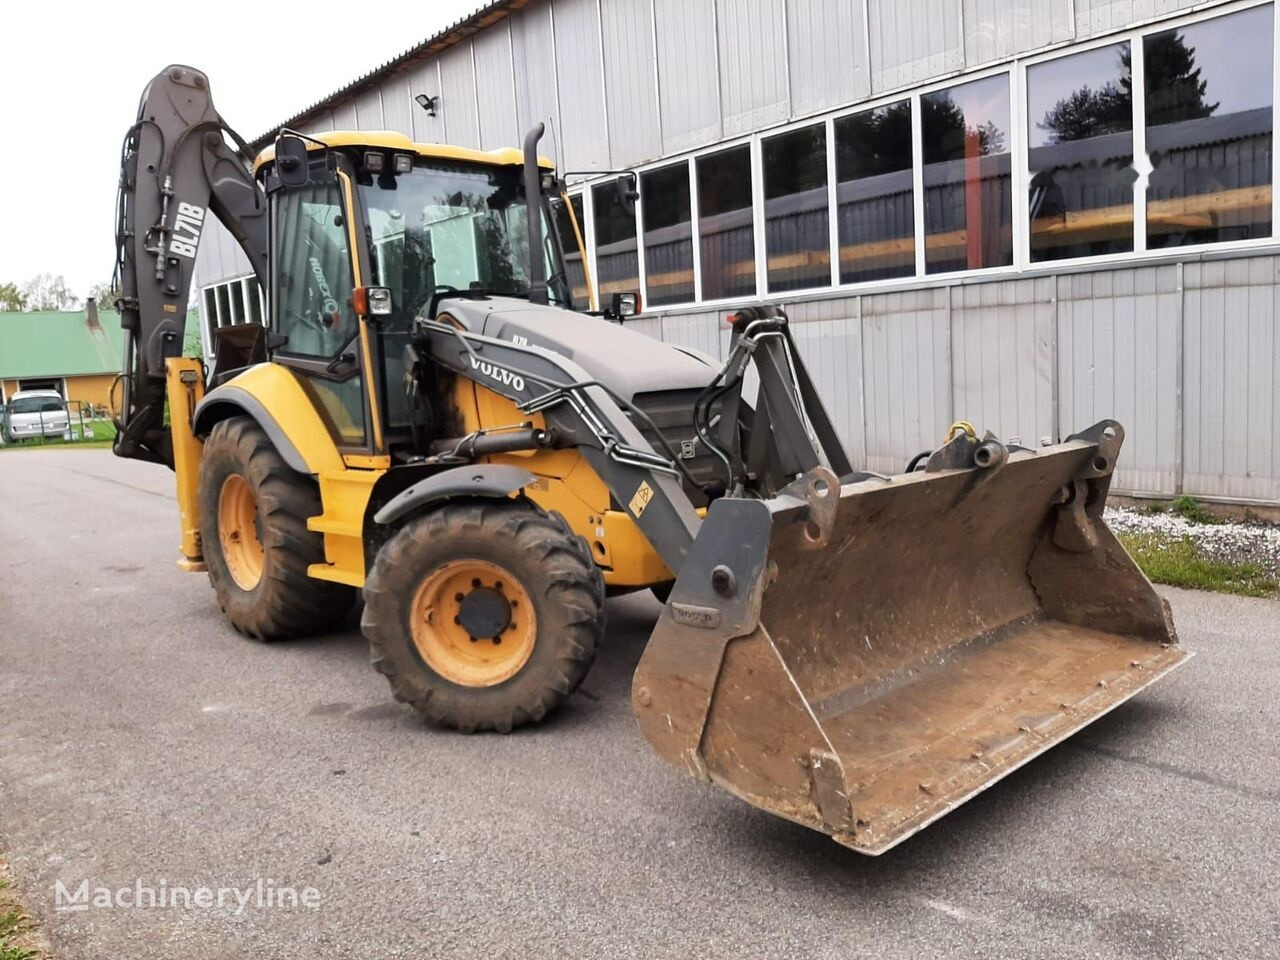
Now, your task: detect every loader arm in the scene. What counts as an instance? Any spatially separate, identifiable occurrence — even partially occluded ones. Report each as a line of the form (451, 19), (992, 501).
(113, 64), (268, 467)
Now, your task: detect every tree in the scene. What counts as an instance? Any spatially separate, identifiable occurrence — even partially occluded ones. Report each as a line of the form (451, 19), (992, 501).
(87, 282), (120, 311)
(0, 282), (26, 312)
(1038, 81), (1133, 143)
(20, 273), (77, 311)
(1144, 30), (1218, 127)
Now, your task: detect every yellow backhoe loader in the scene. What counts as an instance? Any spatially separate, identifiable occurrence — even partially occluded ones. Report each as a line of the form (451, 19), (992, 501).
(111, 65), (1188, 854)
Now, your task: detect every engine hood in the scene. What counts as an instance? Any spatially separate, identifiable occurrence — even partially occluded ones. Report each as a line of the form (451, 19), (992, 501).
(436, 297), (716, 400)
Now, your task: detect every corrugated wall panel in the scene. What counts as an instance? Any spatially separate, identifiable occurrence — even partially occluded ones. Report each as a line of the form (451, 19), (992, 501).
(788, 297), (867, 466)
(380, 73), (414, 135)
(787, 0), (871, 117)
(408, 60), (446, 142)
(1183, 258), (1280, 502)
(511, 2), (562, 163)
(332, 100), (357, 130)
(193, 220), (252, 290)
(553, 0), (610, 172)
(474, 24), (519, 149)
(440, 41), (480, 147)
(654, 0), (722, 154)
(355, 88), (383, 128)
(952, 278), (1056, 447)
(867, 0), (964, 92)
(963, 0), (1074, 65)
(300, 110), (335, 134)
(1074, 0), (1203, 37)
(600, 0), (662, 167)
(860, 288), (951, 474)
(716, 0), (789, 137)
(1056, 267), (1179, 495)
(659, 312), (725, 360)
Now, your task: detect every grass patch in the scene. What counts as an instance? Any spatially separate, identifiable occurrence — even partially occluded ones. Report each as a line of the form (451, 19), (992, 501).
(0, 859), (42, 960)
(1118, 532), (1278, 598)
(1, 420), (115, 451)
(1170, 494), (1221, 525)
(0, 909), (35, 960)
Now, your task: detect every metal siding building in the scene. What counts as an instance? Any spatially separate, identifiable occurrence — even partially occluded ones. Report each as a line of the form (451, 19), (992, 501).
(195, 0), (1280, 505)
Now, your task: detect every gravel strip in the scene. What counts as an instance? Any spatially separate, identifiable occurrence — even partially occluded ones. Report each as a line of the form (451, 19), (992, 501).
(1105, 505), (1280, 578)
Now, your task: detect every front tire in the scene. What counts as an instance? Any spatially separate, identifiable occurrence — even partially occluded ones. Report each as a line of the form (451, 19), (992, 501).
(362, 500), (605, 733)
(199, 417), (355, 640)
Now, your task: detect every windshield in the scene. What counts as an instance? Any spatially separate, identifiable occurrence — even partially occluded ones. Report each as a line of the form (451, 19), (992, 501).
(10, 397), (64, 414)
(359, 161), (568, 319)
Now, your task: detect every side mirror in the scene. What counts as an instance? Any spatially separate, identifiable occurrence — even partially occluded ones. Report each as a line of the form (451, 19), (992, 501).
(274, 134), (310, 187)
(615, 174), (639, 214)
(604, 291), (639, 321)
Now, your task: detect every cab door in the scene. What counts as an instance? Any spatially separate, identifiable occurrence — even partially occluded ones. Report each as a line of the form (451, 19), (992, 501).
(268, 164), (382, 458)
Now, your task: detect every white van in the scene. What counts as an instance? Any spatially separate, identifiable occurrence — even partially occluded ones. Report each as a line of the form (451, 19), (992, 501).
(3, 390), (70, 442)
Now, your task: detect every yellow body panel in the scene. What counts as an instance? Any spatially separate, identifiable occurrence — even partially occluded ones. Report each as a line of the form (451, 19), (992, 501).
(254, 132), (554, 174)
(166, 357), (208, 572)
(309, 469), (379, 587)
(221, 363), (347, 474)
(211, 363), (374, 587)
(178, 363), (672, 591)
(452, 380), (673, 588)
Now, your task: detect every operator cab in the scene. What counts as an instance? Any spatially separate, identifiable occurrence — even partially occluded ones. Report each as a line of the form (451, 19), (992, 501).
(252, 131), (574, 462)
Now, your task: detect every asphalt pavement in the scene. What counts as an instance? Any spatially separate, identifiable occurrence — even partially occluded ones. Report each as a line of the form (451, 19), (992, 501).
(0, 449), (1276, 959)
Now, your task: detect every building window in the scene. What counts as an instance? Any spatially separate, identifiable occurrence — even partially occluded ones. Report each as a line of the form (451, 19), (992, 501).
(922, 74), (1013, 273)
(203, 287), (218, 330)
(214, 284), (232, 329)
(1144, 4), (1274, 249)
(834, 100), (915, 283)
(763, 124), (830, 292)
(246, 277), (264, 325)
(591, 180), (639, 300)
(641, 163), (695, 307)
(697, 145), (756, 300)
(551, 194), (589, 307)
(1027, 43), (1134, 261)
(229, 280), (247, 325)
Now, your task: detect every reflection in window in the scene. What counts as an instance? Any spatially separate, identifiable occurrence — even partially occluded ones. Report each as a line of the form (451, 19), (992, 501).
(1145, 5), (1274, 248)
(763, 124), (829, 292)
(592, 181), (639, 299)
(215, 283), (232, 330)
(922, 75), (1013, 273)
(697, 145), (756, 300)
(246, 277), (264, 325)
(641, 164), (695, 306)
(551, 194), (589, 307)
(204, 288), (218, 330)
(1028, 43), (1134, 261)
(229, 281), (247, 324)
(834, 100), (915, 283)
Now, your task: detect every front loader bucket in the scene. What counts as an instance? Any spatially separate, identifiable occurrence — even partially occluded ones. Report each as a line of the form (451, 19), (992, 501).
(633, 422), (1188, 855)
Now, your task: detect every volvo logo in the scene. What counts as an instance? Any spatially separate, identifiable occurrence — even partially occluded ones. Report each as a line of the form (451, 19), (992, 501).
(469, 355), (526, 392)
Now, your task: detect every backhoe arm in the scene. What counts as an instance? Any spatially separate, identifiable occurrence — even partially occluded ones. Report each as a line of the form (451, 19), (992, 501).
(113, 64), (268, 467)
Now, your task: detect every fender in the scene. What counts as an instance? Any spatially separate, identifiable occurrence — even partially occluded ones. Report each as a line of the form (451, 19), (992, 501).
(192, 363), (344, 475)
(374, 464), (536, 526)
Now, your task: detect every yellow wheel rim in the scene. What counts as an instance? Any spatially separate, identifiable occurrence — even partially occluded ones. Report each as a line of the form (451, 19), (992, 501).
(410, 559), (537, 688)
(218, 473), (265, 591)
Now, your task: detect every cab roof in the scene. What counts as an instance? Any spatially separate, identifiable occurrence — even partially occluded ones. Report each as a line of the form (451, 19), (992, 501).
(253, 130), (554, 174)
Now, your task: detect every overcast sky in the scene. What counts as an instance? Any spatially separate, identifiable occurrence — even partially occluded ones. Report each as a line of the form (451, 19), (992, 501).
(0, 0), (482, 301)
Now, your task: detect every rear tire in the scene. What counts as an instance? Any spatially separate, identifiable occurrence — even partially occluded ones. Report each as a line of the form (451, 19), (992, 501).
(362, 500), (605, 733)
(199, 417), (355, 640)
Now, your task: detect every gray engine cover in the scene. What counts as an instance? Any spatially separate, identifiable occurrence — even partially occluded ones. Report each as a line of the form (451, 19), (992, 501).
(437, 297), (716, 400)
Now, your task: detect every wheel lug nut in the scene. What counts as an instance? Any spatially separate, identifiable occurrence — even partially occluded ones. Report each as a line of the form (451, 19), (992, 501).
(471, 578), (481, 588)
(454, 593), (464, 602)
(492, 637), (502, 645)
(469, 636), (477, 643)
